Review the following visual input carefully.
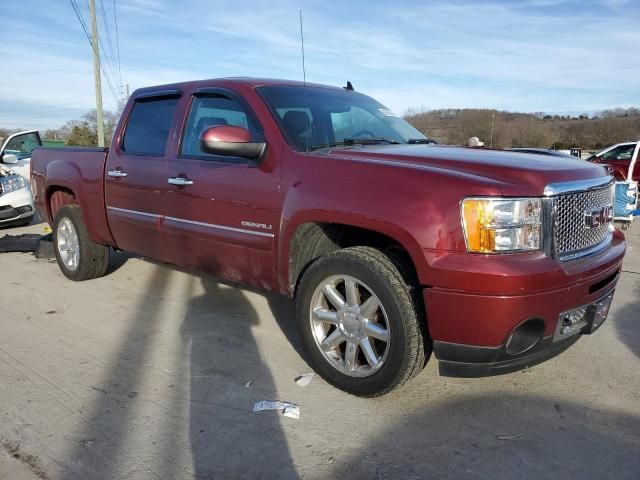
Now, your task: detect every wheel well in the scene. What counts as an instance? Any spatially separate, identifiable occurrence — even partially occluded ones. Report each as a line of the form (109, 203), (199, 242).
(47, 187), (77, 221)
(288, 222), (418, 296)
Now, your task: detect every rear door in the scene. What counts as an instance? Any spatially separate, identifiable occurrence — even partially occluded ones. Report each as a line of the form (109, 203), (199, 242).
(104, 91), (180, 261)
(162, 87), (281, 287)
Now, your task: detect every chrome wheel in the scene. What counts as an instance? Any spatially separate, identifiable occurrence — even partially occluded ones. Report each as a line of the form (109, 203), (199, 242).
(57, 217), (80, 272)
(309, 274), (390, 377)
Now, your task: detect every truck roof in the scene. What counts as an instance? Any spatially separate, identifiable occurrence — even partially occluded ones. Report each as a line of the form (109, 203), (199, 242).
(131, 77), (344, 97)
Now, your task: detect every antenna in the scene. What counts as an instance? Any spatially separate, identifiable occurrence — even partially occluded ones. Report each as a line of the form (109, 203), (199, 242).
(299, 9), (306, 85)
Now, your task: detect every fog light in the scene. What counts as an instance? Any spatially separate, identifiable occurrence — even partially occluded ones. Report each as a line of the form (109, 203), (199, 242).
(559, 307), (588, 336)
(505, 318), (545, 356)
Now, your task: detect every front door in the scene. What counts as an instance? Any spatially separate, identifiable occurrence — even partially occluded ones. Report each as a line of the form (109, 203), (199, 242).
(596, 143), (637, 180)
(163, 89), (281, 288)
(0, 130), (41, 180)
(105, 92), (179, 261)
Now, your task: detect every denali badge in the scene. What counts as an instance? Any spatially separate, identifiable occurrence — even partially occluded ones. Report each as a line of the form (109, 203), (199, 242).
(241, 220), (273, 231)
(584, 205), (613, 229)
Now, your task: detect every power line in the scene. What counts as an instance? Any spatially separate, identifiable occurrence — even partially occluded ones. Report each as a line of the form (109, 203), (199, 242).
(69, 0), (120, 104)
(99, 0), (120, 85)
(113, 0), (122, 87)
(79, 0), (120, 96)
(85, 0), (120, 95)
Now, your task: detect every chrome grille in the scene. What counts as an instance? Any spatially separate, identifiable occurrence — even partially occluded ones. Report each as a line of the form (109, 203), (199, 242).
(553, 183), (614, 259)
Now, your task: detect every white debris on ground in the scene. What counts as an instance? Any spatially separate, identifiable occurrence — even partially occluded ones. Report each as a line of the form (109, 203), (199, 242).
(294, 372), (315, 387)
(252, 401), (300, 420)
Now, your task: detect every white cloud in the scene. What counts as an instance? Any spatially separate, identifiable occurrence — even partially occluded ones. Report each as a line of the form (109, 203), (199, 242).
(0, 0), (638, 129)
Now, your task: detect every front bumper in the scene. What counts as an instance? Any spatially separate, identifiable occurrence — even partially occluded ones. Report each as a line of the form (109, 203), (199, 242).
(423, 235), (625, 377)
(435, 334), (581, 377)
(0, 186), (35, 224)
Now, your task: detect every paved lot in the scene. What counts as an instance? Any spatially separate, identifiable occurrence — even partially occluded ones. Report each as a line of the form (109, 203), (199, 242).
(0, 220), (639, 480)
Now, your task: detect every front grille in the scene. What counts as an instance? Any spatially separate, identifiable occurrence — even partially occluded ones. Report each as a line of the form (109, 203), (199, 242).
(553, 183), (614, 259)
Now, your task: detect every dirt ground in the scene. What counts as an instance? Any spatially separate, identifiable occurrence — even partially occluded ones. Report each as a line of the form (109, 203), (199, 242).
(0, 219), (639, 480)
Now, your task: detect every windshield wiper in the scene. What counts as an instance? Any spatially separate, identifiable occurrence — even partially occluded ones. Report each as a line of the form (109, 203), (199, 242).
(308, 138), (401, 151)
(408, 138), (437, 144)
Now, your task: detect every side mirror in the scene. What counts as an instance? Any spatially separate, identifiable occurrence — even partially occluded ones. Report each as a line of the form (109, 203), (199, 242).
(199, 125), (266, 164)
(1, 153), (18, 164)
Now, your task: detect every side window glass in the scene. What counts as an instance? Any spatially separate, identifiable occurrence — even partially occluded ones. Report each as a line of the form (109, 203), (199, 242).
(181, 95), (257, 157)
(601, 145), (636, 162)
(122, 97), (179, 155)
(275, 107), (314, 151)
(4, 132), (40, 160)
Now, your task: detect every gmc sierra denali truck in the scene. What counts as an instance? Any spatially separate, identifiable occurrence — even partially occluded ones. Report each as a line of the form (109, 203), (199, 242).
(31, 78), (625, 397)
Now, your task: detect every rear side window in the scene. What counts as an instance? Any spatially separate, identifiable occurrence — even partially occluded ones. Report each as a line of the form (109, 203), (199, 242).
(122, 97), (179, 155)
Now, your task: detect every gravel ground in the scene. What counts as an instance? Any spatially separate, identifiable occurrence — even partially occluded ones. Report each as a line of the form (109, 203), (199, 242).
(0, 219), (638, 480)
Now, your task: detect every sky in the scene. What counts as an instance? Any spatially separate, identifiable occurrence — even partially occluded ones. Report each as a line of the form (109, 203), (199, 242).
(1, 0), (639, 130)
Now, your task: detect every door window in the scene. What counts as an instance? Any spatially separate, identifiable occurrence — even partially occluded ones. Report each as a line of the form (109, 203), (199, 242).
(3, 132), (40, 160)
(181, 95), (258, 157)
(600, 144), (636, 163)
(122, 97), (179, 156)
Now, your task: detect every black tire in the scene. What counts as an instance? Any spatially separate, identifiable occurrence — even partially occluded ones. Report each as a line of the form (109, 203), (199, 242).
(296, 246), (430, 397)
(52, 205), (109, 281)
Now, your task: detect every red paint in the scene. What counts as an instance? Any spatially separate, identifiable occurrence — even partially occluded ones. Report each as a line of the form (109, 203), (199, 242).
(201, 125), (251, 143)
(31, 78), (626, 350)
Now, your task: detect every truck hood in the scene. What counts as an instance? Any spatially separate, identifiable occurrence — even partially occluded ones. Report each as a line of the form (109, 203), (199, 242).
(324, 145), (609, 196)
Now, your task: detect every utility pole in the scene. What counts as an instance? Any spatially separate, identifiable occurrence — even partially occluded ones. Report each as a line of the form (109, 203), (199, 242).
(89, 0), (105, 147)
(489, 111), (495, 148)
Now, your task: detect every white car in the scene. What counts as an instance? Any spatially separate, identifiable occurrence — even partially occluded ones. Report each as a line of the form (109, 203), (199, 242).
(0, 130), (41, 227)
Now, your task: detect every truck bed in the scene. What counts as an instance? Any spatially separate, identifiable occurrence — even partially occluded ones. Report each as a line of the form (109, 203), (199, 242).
(31, 146), (113, 246)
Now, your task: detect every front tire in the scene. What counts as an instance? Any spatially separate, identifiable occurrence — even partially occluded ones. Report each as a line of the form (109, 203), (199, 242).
(53, 205), (109, 281)
(296, 246), (430, 397)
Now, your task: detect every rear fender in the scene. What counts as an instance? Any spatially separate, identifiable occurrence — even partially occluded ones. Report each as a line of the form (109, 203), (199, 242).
(44, 160), (115, 246)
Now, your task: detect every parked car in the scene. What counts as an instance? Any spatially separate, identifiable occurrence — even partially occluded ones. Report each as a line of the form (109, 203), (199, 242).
(586, 141), (640, 181)
(510, 147), (577, 159)
(587, 141), (640, 226)
(31, 78), (624, 397)
(0, 130), (41, 227)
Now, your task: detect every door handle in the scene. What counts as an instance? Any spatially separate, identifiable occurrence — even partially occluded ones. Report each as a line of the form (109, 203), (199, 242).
(107, 169), (128, 178)
(168, 177), (194, 186)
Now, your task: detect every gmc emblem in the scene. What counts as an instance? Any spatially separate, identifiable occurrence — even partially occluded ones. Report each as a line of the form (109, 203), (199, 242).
(584, 205), (613, 229)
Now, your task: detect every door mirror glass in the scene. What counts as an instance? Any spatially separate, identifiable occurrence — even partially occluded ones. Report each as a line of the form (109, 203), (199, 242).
(199, 125), (266, 160)
(2, 153), (18, 164)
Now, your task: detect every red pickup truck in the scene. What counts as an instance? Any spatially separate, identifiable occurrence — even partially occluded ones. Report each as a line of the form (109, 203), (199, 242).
(31, 78), (625, 396)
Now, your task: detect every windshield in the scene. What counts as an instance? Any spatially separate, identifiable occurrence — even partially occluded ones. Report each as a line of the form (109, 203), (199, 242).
(257, 85), (427, 152)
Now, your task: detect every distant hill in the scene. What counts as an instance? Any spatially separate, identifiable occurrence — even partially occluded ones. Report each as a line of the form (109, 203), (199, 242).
(404, 107), (640, 150)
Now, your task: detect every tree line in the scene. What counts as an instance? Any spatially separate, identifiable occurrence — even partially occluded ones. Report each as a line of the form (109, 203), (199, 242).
(0, 109), (120, 148)
(2, 106), (638, 151)
(404, 107), (640, 150)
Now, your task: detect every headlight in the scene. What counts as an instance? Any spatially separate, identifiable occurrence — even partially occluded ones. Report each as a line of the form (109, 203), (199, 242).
(461, 198), (542, 253)
(0, 174), (27, 196)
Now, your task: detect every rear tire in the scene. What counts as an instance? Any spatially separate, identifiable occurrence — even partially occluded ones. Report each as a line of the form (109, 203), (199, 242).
(296, 246), (430, 397)
(53, 205), (109, 281)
